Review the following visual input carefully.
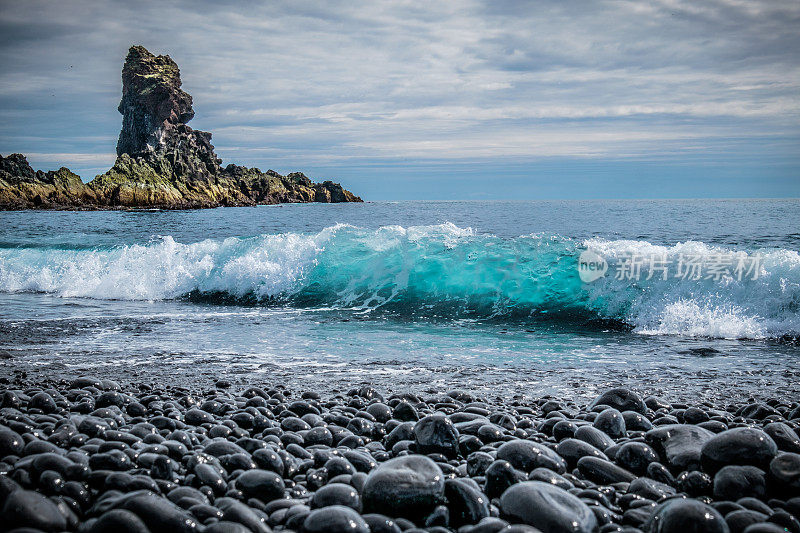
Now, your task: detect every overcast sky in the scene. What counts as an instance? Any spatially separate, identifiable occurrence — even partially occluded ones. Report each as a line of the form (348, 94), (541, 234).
(1, 0), (798, 199)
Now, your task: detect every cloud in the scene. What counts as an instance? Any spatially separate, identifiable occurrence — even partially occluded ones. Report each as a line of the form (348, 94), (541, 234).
(0, 0), (798, 192)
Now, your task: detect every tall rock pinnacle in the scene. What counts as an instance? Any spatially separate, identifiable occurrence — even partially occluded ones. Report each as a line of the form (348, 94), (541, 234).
(116, 45), (195, 156)
(113, 45), (221, 183)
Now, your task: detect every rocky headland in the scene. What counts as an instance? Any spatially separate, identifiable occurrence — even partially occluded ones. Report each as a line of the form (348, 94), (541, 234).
(0, 46), (361, 209)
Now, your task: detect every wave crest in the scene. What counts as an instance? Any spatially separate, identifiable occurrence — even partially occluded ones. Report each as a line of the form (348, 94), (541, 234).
(1, 223), (798, 339)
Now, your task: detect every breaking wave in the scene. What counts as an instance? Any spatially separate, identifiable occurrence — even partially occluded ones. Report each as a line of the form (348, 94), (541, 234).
(1, 223), (798, 339)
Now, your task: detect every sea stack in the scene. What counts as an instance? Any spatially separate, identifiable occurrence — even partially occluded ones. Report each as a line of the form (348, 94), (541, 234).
(116, 45), (199, 157)
(0, 45), (361, 209)
(107, 45), (222, 188)
(88, 45), (234, 207)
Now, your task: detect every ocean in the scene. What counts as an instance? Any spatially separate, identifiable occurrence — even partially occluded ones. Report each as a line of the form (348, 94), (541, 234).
(1, 199), (798, 401)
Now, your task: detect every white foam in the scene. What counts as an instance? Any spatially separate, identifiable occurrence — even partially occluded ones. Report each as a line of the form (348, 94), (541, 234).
(0, 232), (327, 301)
(636, 300), (766, 339)
(583, 238), (800, 339)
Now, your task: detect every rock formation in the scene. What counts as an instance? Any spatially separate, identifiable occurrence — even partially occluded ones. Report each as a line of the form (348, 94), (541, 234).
(0, 45), (361, 209)
(0, 154), (98, 208)
(116, 45), (197, 157)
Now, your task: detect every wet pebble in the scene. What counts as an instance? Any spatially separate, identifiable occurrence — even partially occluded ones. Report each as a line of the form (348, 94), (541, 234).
(701, 427), (778, 473)
(2, 488), (68, 531)
(500, 480), (598, 532)
(362, 455), (445, 520)
(645, 498), (729, 532)
(414, 414), (460, 458)
(235, 468), (285, 502)
(714, 465), (767, 500)
(0, 380), (797, 533)
(303, 504), (370, 533)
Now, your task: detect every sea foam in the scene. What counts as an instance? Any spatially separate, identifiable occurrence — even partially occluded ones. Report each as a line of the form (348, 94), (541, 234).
(1, 223), (798, 339)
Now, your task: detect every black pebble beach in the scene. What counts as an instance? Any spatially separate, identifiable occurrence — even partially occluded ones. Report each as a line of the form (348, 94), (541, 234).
(1, 377), (800, 533)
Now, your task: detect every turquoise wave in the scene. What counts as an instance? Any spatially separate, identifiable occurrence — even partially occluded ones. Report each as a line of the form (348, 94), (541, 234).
(0, 223), (798, 339)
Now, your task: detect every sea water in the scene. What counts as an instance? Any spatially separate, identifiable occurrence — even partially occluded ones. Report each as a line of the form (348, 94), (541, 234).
(1, 200), (798, 401)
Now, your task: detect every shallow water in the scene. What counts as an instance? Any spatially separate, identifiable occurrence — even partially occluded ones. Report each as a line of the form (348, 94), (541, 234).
(1, 200), (799, 400)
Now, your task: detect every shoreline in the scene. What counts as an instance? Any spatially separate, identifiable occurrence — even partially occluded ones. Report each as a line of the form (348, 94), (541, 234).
(1, 374), (798, 532)
(3, 355), (800, 407)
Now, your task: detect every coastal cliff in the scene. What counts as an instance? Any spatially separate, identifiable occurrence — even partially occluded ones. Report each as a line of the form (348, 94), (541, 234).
(0, 45), (361, 209)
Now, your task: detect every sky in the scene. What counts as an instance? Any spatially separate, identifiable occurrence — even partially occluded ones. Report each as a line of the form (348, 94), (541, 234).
(0, 0), (798, 200)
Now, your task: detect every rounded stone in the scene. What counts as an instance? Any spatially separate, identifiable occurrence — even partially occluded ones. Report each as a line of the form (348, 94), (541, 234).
(30, 452), (74, 479)
(194, 463), (227, 494)
(362, 455), (444, 520)
(96, 391), (126, 408)
(366, 403), (393, 423)
(302, 505), (370, 533)
(235, 469), (285, 502)
(413, 414), (460, 458)
(38, 470), (65, 493)
(467, 451), (494, 477)
(0, 427), (25, 456)
(622, 410), (653, 431)
(385, 422), (415, 449)
(614, 441), (659, 475)
(203, 440), (247, 457)
(362, 513), (403, 533)
(627, 477), (676, 500)
(555, 438), (608, 469)
(647, 462), (676, 486)
(574, 425), (615, 451)
(683, 407), (710, 424)
(713, 465), (766, 500)
(393, 401), (419, 422)
(646, 424), (715, 472)
(764, 422), (800, 453)
(87, 509), (151, 533)
(325, 457), (356, 478)
(742, 525), (789, 533)
(577, 456), (636, 484)
(184, 408), (214, 425)
(252, 448), (284, 474)
(677, 470), (713, 497)
(444, 478), (490, 528)
(305, 426), (334, 446)
(768, 452), (800, 493)
(593, 408), (626, 439)
(89, 450), (132, 471)
(590, 388), (646, 414)
(310, 483), (361, 511)
(552, 420), (579, 440)
(29, 391), (58, 413)
(740, 403), (779, 420)
(71, 376), (103, 389)
(497, 439), (567, 474)
(725, 510), (768, 533)
(701, 428), (778, 474)
(219, 453), (256, 472)
(485, 459), (520, 499)
(281, 416), (311, 432)
(2, 489), (68, 531)
(214, 497), (270, 532)
(644, 498), (730, 533)
(499, 481), (598, 533)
